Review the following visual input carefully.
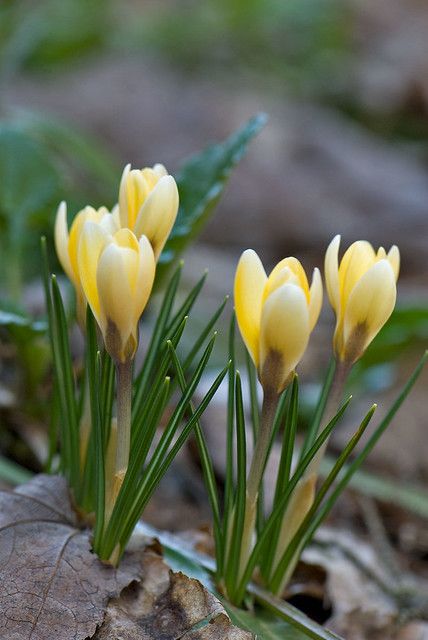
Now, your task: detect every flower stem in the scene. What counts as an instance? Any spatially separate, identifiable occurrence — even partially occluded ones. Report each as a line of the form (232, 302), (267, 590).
(238, 388), (279, 580)
(105, 360), (133, 526)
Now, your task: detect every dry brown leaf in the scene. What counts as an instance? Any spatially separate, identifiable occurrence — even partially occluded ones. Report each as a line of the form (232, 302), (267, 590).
(0, 474), (142, 640)
(95, 547), (252, 639)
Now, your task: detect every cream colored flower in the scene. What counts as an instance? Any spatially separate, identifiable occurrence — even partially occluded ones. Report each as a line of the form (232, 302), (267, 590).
(54, 202), (120, 325)
(325, 235), (399, 363)
(234, 250), (322, 393)
(78, 222), (155, 363)
(118, 163), (179, 260)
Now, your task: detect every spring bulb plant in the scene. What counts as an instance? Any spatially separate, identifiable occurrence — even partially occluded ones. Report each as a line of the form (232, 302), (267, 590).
(203, 237), (426, 607)
(44, 155), (426, 608)
(45, 163), (229, 563)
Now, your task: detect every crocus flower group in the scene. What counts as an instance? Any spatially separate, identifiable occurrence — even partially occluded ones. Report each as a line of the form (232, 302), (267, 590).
(235, 236), (400, 391)
(55, 164), (179, 362)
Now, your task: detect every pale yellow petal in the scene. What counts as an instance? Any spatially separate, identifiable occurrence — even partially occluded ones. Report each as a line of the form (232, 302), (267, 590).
(324, 235), (341, 314)
(259, 284), (309, 389)
(114, 227), (139, 251)
(268, 257), (309, 300)
(118, 164), (131, 228)
(339, 240), (376, 312)
(153, 163), (168, 178)
(54, 201), (74, 283)
(77, 221), (111, 324)
(133, 235), (156, 326)
(69, 206), (105, 282)
(234, 250), (267, 366)
(263, 266), (300, 302)
(387, 245), (400, 281)
(133, 175), (179, 259)
(97, 244), (136, 357)
(343, 260), (396, 361)
(308, 267), (323, 331)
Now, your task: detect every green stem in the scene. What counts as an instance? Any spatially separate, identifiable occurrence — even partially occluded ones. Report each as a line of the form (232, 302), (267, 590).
(115, 360), (133, 476)
(238, 388), (279, 579)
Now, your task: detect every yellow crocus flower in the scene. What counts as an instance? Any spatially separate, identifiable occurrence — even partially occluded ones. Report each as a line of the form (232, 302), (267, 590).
(234, 250), (323, 393)
(54, 202), (120, 326)
(325, 235), (399, 363)
(118, 163), (179, 260)
(78, 222), (155, 363)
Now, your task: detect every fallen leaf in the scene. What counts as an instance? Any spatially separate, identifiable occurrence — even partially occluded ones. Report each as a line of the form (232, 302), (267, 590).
(0, 474), (142, 640)
(95, 546), (253, 639)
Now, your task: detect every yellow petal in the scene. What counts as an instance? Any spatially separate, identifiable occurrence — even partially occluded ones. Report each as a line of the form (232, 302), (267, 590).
(308, 267), (323, 331)
(324, 235), (341, 314)
(259, 284), (309, 390)
(268, 257), (310, 301)
(342, 260), (396, 362)
(114, 227), (140, 251)
(69, 206), (106, 282)
(133, 235), (156, 326)
(263, 266), (300, 302)
(118, 164), (131, 228)
(234, 250), (267, 367)
(133, 175), (179, 259)
(54, 201), (73, 283)
(78, 221), (111, 325)
(339, 240), (376, 312)
(387, 245), (400, 280)
(96, 243), (137, 347)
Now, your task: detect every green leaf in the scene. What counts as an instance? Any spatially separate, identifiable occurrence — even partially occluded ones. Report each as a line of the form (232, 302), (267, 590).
(157, 113), (267, 279)
(319, 461), (428, 519)
(0, 456), (33, 485)
(0, 126), (61, 295)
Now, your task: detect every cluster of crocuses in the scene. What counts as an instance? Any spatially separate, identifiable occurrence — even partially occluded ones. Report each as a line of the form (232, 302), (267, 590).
(52, 160), (411, 601)
(224, 237), (400, 599)
(54, 163), (179, 513)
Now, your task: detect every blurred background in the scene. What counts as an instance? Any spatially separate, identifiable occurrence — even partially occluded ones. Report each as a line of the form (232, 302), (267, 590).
(1, 0), (428, 550)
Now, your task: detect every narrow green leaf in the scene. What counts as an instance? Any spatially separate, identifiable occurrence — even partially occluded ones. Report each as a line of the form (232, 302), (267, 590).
(117, 361), (229, 557)
(223, 313), (236, 541)
(182, 295), (229, 370)
(169, 342), (226, 573)
(309, 351), (428, 535)
(50, 275), (79, 490)
(269, 405), (377, 593)
(262, 376), (299, 579)
(0, 455), (32, 485)
(234, 397), (352, 604)
(165, 270), (207, 338)
(224, 371), (247, 601)
(132, 262), (183, 419)
(300, 359), (336, 460)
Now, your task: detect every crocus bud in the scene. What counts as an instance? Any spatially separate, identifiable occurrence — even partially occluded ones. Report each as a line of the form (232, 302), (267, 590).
(78, 222), (155, 363)
(325, 235), (399, 364)
(234, 250), (323, 393)
(55, 202), (120, 327)
(118, 163), (179, 260)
